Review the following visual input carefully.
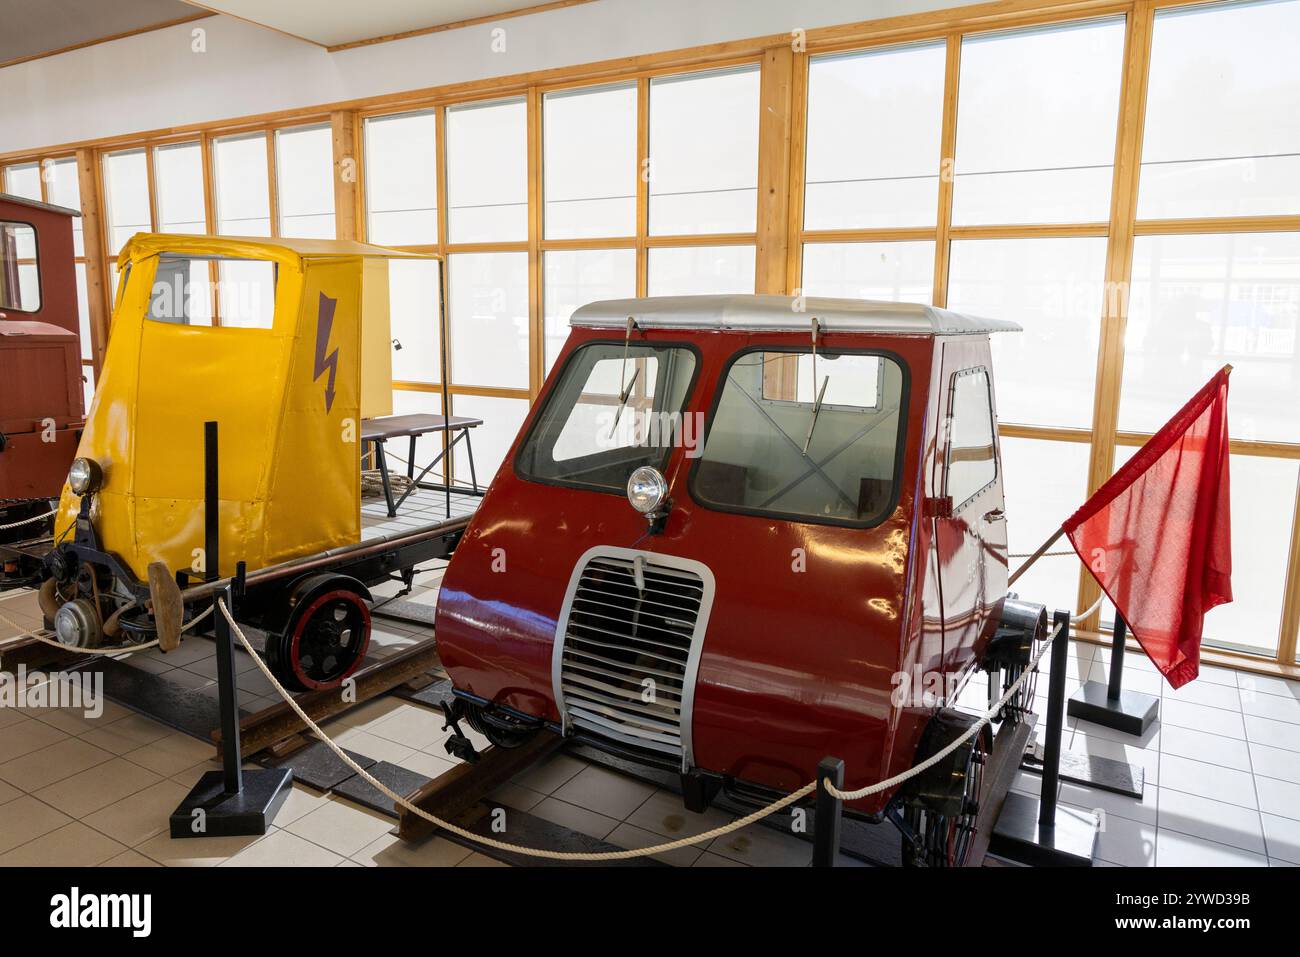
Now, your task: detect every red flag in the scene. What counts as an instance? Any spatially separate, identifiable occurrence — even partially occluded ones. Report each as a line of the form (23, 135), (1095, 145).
(1064, 367), (1232, 689)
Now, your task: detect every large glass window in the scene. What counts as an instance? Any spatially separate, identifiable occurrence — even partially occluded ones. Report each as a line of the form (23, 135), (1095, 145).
(453, 393), (531, 482)
(154, 142), (206, 234)
(44, 158), (83, 256)
(276, 124), (336, 239)
(1120, 232), (1300, 444)
(448, 252), (529, 389)
(1138, 0), (1300, 219)
(648, 66), (760, 235)
(801, 241), (935, 304)
(2, 163), (41, 201)
(543, 83), (637, 240)
(947, 236), (1109, 428)
(951, 18), (1125, 225)
(692, 349), (906, 526)
(945, 367), (998, 508)
(446, 98), (527, 243)
(389, 259), (442, 384)
(364, 111), (438, 245)
(517, 342), (697, 493)
(102, 149), (151, 254)
(543, 249), (636, 372)
(213, 133), (271, 236)
(804, 42), (946, 229)
(647, 245), (755, 296)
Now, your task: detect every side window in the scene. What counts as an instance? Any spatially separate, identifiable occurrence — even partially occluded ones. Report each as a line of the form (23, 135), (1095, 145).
(944, 367), (997, 509)
(0, 221), (40, 312)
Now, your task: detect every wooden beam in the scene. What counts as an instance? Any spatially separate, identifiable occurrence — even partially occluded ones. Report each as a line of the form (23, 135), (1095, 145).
(755, 44), (794, 295)
(1077, 0), (1155, 630)
(1279, 469), (1300, 665)
(527, 87), (544, 397)
(931, 34), (960, 308)
(330, 111), (361, 241)
(398, 730), (562, 842)
(74, 149), (110, 372)
(635, 78), (649, 297)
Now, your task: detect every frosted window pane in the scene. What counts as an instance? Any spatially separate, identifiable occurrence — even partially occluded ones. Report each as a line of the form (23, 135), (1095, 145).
(947, 237), (1108, 428)
(446, 98), (527, 243)
(364, 111), (438, 245)
(103, 150), (151, 254)
(1102, 447), (1294, 657)
(1121, 232), (1300, 443)
(804, 42), (945, 229)
(214, 133), (271, 236)
(75, 263), (91, 361)
(154, 143), (206, 234)
(543, 248), (636, 373)
(46, 159), (83, 256)
(277, 125), (335, 239)
(649, 67), (759, 235)
(1139, 0), (1300, 219)
(389, 259), (441, 384)
(544, 83), (636, 240)
(449, 252), (529, 388)
(952, 19), (1124, 225)
(3, 163), (41, 201)
(800, 241), (935, 304)
(647, 245), (755, 296)
(1000, 436), (1087, 614)
(453, 393), (530, 483)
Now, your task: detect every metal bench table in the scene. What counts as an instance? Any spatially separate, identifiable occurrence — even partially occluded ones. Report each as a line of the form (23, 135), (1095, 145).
(361, 413), (485, 518)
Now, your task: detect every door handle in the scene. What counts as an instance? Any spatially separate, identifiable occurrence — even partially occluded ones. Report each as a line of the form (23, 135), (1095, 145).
(983, 508), (1005, 522)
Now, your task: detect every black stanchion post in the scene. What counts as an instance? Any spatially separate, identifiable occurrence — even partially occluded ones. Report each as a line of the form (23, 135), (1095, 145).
(169, 422), (292, 838)
(1106, 615), (1128, 701)
(1038, 608), (1069, 828)
(813, 756), (844, 868)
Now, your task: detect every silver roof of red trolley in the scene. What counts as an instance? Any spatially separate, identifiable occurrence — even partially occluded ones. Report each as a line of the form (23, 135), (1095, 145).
(570, 295), (1021, 336)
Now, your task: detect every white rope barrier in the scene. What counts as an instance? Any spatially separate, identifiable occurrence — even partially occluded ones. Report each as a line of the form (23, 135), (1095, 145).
(0, 506), (55, 532)
(219, 597), (1068, 862)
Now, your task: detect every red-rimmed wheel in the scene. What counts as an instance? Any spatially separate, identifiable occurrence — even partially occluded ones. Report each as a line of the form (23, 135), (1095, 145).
(268, 588), (371, 692)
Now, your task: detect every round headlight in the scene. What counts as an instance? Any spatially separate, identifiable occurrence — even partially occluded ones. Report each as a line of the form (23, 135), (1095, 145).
(68, 457), (103, 496)
(626, 466), (667, 515)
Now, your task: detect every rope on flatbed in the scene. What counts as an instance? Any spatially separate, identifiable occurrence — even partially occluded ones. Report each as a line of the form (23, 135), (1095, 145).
(220, 597), (1075, 862)
(0, 506), (55, 531)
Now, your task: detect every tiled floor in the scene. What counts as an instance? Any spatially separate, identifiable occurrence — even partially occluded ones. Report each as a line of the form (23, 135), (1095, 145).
(3, 539), (1299, 866)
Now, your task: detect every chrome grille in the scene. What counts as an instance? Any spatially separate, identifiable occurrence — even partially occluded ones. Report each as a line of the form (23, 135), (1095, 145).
(554, 550), (712, 767)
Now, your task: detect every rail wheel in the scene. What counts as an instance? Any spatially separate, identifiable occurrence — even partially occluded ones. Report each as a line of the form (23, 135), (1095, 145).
(267, 588), (371, 692)
(465, 702), (538, 749)
(901, 726), (990, 868)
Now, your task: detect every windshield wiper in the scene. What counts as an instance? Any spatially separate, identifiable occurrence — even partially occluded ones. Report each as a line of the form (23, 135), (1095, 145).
(608, 365), (642, 440)
(802, 375), (830, 455)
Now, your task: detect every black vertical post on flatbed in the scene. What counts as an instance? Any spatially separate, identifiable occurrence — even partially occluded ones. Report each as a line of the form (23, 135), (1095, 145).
(1038, 608), (1070, 827)
(1107, 615), (1128, 700)
(813, 756), (845, 867)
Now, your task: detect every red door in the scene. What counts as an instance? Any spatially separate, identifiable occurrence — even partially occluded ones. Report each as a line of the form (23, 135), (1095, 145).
(931, 337), (1008, 687)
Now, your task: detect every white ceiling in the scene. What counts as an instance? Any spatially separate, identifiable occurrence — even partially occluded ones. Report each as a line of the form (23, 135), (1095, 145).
(0, 0), (199, 66)
(184, 0), (557, 48)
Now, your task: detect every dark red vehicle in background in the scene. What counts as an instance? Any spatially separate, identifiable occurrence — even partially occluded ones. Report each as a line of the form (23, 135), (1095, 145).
(436, 294), (1048, 866)
(0, 193), (85, 588)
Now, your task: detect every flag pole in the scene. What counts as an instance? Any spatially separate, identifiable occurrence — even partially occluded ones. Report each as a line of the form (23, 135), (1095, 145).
(1008, 527), (1066, 587)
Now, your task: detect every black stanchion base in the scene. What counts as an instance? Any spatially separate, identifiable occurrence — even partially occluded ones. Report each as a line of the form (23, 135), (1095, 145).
(988, 791), (1098, 867)
(168, 768), (293, 839)
(1067, 680), (1159, 736)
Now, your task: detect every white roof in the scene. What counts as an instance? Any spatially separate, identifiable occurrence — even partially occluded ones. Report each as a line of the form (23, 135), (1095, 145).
(570, 295), (1021, 336)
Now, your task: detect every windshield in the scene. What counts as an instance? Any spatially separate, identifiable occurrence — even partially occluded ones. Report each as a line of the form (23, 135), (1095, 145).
(690, 348), (908, 527)
(516, 341), (698, 493)
(145, 254), (277, 328)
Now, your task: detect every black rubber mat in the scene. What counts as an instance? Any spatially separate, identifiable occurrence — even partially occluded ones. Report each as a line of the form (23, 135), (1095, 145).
(332, 760), (432, 817)
(260, 741), (378, 791)
(372, 598), (436, 627)
(446, 808), (666, 868)
(71, 657), (248, 739)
